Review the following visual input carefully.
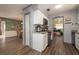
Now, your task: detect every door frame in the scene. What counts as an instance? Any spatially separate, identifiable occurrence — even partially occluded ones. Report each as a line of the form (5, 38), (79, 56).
(52, 16), (64, 41)
(23, 12), (31, 46)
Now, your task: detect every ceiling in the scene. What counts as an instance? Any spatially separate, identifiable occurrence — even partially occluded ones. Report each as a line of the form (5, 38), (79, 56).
(0, 4), (29, 20)
(38, 4), (79, 16)
(0, 4), (78, 20)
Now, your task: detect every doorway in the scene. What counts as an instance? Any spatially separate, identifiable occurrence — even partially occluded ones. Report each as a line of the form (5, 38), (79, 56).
(52, 16), (64, 39)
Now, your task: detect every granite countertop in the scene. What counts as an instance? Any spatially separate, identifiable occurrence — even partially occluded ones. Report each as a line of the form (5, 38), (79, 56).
(33, 32), (47, 34)
(72, 30), (77, 32)
(73, 30), (79, 34)
(75, 32), (79, 34)
(71, 30), (79, 34)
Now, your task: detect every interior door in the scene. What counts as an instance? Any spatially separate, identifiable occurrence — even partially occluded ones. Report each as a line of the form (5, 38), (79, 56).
(64, 20), (72, 43)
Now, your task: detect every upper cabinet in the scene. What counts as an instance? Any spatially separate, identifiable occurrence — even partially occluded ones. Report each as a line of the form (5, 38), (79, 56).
(77, 13), (79, 24)
(77, 8), (79, 24)
(33, 10), (48, 24)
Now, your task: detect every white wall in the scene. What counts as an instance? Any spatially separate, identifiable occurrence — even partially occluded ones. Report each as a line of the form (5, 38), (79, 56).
(50, 10), (77, 29)
(0, 21), (17, 38)
(49, 10), (77, 43)
(5, 31), (17, 37)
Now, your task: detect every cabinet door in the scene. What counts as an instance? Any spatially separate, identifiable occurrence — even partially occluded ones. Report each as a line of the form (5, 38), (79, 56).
(33, 34), (43, 52)
(33, 10), (43, 24)
(64, 22), (72, 43)
(75, 34), (79, 50)
(43, 33), (48, 50)
(75, 39), (79, 50)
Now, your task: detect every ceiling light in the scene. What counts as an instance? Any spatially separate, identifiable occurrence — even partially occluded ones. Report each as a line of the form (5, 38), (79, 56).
(55, 5), (63, 9)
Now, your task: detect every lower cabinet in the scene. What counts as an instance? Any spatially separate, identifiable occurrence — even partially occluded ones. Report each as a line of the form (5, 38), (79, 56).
(75, 33), (79, 50)
(32, 33), (48, 52)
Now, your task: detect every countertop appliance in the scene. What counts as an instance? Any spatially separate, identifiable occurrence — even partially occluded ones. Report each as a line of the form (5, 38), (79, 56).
(33, 18), (48, 32)
(34, 24), (48, 32)
(34, 24), (42, 32)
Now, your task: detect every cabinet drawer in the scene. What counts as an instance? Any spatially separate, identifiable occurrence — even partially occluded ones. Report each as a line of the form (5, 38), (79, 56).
(42, 33), (48, 51)
(76, 44), (79, 50)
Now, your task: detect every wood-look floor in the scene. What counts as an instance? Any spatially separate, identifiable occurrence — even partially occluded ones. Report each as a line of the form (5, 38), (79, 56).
(42, 36), (79, 55)
(0, 37), (20, 55)
(0, 36), (79, 55)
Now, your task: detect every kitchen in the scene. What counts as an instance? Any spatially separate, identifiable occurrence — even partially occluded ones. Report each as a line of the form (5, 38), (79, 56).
(23, 8), (52, 52)
(0, 4), (79, 55)
(32, 10), (49, 52)
(23, 4), (79, 54)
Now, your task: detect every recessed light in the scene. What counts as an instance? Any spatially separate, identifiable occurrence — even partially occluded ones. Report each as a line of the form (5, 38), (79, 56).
(55, 5), (63, 9)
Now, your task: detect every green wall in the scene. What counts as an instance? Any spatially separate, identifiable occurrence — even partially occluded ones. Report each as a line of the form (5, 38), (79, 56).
(0, 17), (22, 31)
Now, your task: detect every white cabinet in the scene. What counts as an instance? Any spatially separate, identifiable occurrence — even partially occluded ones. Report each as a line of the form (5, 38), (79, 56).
(77, 13), (79, 24)
(32, 33), (48, 52)
(33, 10), (48, 24)
(75, 33), (79, 50)
(33, 10), (43, 24)
(43, 33), (48, 50)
